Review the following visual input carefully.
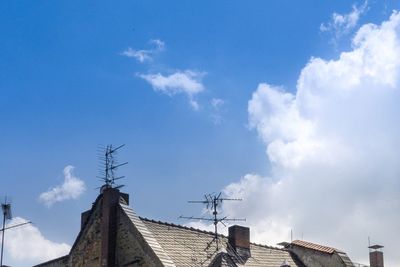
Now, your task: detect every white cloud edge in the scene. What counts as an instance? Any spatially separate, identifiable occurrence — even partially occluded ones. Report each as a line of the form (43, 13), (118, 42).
(39, 165), (86, 207)
(210, 98), (226, 124)
(320, 1), (368, 38)
(121, 38), (165, 63)
(4, 217), (71, 264)
(138, 70), (206, 110)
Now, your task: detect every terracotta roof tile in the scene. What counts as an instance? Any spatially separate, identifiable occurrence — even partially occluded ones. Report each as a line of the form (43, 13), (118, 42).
(291, 240), (339, 254)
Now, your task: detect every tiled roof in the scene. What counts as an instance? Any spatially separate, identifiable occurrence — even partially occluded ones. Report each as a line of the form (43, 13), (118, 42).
(139, 217), (305, 267)
(120, 203), (176, 267)
(290, 240), (354, 267)
(209, 252), (238, 267)
(291, 240), (341, 254)
(337, 252), (355, 267)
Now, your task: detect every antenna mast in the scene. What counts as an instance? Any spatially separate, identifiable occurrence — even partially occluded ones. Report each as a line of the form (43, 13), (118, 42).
(180, 193), (245, 251)
(97, 144), (128, 191)
(1, 197), (11, 267)
(1, 197), (31, 266)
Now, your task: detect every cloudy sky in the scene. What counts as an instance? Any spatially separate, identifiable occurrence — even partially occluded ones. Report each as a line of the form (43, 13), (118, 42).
(1, 1), (399, 266)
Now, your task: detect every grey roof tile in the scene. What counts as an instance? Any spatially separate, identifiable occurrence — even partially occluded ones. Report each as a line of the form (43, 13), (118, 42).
(140, 217), (304, 267)
(120, 203), (176, 267)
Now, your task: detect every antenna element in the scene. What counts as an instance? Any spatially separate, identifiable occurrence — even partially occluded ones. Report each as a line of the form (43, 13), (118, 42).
(97, 144), (128, 191)
(1, 197), (11, 267)
(179, 193), (245, 251)
(1, 197), (31, 266)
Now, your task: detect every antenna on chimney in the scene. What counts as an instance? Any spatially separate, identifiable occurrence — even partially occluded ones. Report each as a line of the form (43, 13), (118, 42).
(179, 192), (245, 251)
(97, 144), (128, 192)
(1, 197), (32, 266)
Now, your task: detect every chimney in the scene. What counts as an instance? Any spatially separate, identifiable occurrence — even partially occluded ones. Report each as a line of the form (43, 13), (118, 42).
(369, 244), (384, 267)
(100, 187), (121, 267)
(228, 225), (251, 259)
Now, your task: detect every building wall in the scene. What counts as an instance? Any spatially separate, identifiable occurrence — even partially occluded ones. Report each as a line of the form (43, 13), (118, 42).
(67, 200), (102, 267)
(34, 191), (164, 267)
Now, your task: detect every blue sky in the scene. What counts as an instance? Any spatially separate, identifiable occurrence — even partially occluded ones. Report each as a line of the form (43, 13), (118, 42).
(1, 1), (400, 266)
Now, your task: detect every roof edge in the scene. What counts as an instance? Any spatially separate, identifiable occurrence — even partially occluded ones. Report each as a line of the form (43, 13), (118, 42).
(140, 217), (290, 252)
(32, 255), (69, 267)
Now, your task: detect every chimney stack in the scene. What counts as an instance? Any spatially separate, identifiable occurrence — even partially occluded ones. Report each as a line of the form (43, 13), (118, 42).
(369, 244), (384, 267)
(228, 225), (251, 259)
(100, 187), (121, 267)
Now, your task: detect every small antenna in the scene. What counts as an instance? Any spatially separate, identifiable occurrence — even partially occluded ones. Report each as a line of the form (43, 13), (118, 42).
(368, 236), (371, 252)
(97, 144), (128, 191)
(1, 197), (32, 266)
(1, 196), (11, 267)
(290, 229), (293, 242)
(179, 192), (245, 251)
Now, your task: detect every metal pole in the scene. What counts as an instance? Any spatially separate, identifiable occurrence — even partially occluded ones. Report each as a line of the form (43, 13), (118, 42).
(213, 196), (218, 250)
(1, 209), (5, 267)
(0, 221), (31, 232)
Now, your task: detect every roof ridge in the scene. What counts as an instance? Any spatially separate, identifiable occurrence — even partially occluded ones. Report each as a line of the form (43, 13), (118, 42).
(251, 241), (291, 251)
(291, 239), (340, 254)
(139, 217), (288, 251)
(139, 216), (219, 237)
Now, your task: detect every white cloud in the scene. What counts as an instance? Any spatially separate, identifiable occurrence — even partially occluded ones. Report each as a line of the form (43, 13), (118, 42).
(138, 70), (205, 110)
(211, 98), (225, 109)
(123, 39), (207, 110)
(320, 1), (368, 39)
(4, 217), (70, 264)
(150, 39), (165, 50)
(223, 11), (400, 266)
(39, 165), (86, 207)
(189, 99), (200, 111)
(121, 39), (165, 63)
(210, 98), (226, 124)
(121, 48), (153, 63)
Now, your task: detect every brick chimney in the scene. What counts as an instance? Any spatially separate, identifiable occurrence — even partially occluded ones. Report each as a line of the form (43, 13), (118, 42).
(100, 187), (121, 267)
(228, 225), (251, 259)
(369, 244), (384, 267)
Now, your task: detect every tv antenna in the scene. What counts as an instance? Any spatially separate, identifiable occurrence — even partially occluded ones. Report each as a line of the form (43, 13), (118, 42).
(97, 144), (128, 191)
(1, 197), (31, 266)
(179, 192), (245, 251)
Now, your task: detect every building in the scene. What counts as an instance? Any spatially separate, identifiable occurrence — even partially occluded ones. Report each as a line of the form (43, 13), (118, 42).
(34, 187), (372, 267)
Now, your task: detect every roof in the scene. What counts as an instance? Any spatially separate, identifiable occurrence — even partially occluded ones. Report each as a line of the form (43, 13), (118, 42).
(120, 203), (176, 267)
(33, 190), (355, 267)
(134, 214), (305, 266)
(282, 240), (354, 267)
(337, 252), (355, 267)
(209, 252), (238, 267)
(291, 240), (342, 254)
